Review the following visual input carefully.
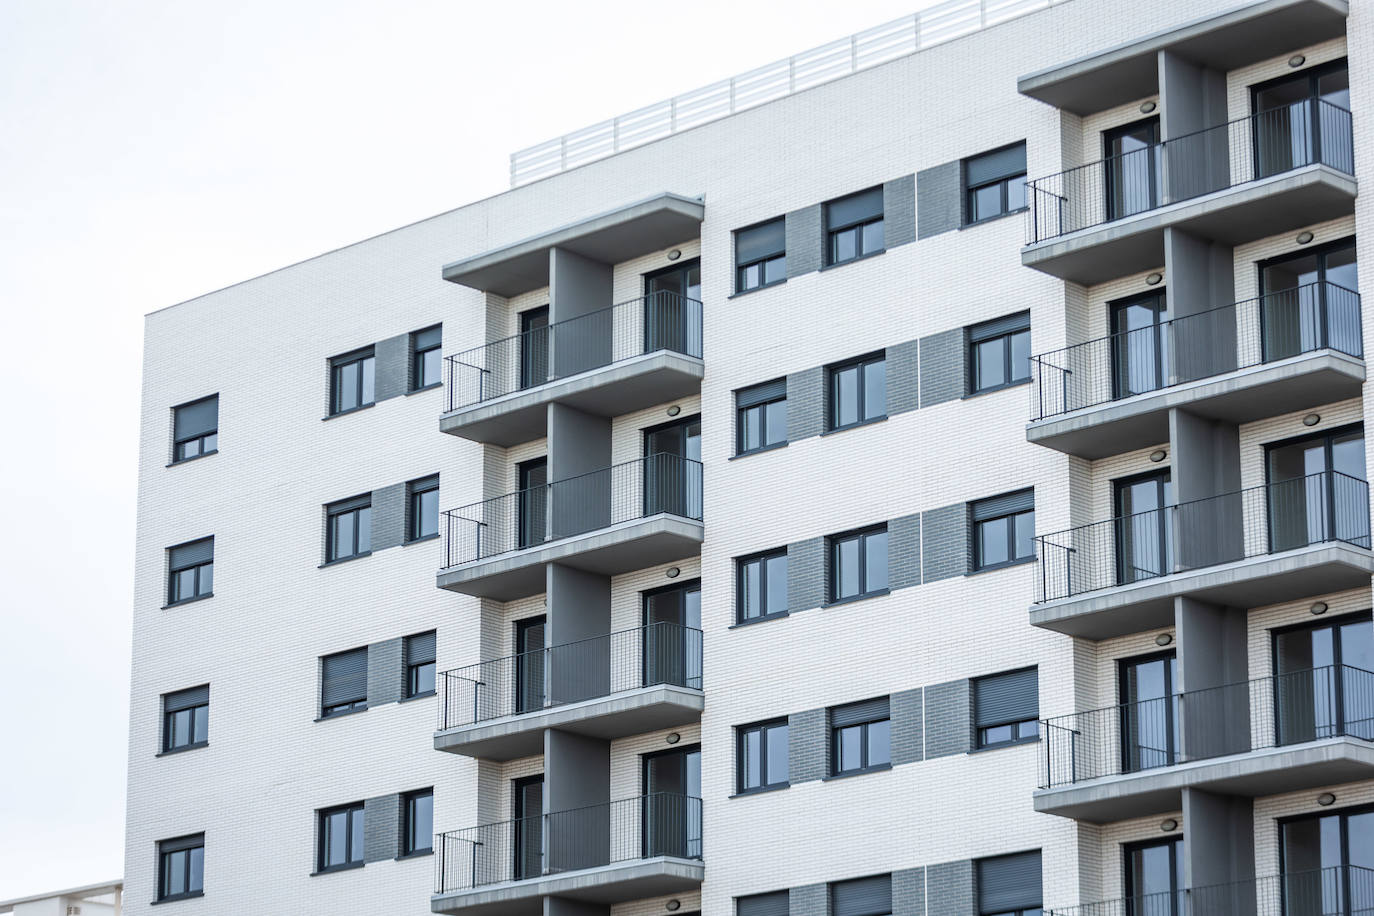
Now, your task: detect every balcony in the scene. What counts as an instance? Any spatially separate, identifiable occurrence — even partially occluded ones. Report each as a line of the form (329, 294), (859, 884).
(1033, 471), (1373, 638)
(1023, 100), (1355, 284)
(1028, 282), (1364, 458)
(1037, 665), (1374, 821)
(441, 292), (704, 446)
(1046, 866), (1374, 916)
(438, 453), (704, 600)
(434, 623), (703, 760)
(432, 794), (704, 916)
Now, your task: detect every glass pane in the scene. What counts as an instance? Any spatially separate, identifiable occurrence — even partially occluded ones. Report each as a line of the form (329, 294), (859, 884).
(766, 554), (788, 614)
(867, 719), (891, 766)
(979, 517), (1010, 567)
(360, 357), (375, 405)
(421, 348), (441, 387)
(332, 513), (354, 559)
(1010, 330), (1031, 382)
(326, 811), (346, 866)
(336, 362), (358, 411)
(741, 560), (761, 620)
(188, 846), (204, 892)
(982, 724), (1013, 746)
(832, 227), (857, 264)
(838, 725), (862, 771)
(743, 729), (761, 788)
(764, 255), (787, 285)
(165, 850), (186, 896)
(740, 263), (761, 291)
(863, 219), (884, 253)
(174, 568), (196, 602)
(740, 405), (762, 452)
(198, 563), (212, 596)
(169, 709), (190, 747)
(836, 537), (860, 599)
(971, 183), (1002, 222)
(1007, 174), (1027, 211)
(863, 359), (886, 420)
(192, 706), (208, 744)
(357, 507), (372, 553)
(975, 338), (1006, 390)
(834, 366), (859, 427)
(764, 399), (787, 446)
(416, 489), (440, 538)
(202, 432), (217, 452)
(350, 808), (366, 862)
(413, 662), (436, 696)
(1014, 511), (1035, 560)
(178, 439), (199, 460)
(766, 724), (789, 784)
(412, 795), (434, 851)
(864, 531), (888, 592)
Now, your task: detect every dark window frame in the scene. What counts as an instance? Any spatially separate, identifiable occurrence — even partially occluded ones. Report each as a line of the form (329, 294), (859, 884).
(402, 788), (435, 856)
(736, 718), (790, 794)
(970, 492), (1036, 573)
(406, 475), (440, 543)
(736, 548), (789, 623)
(162, 686), (210, 754)
(325, 494), (372, 563)
(171, 394), (219, 463)
(166, 537), (214, 606)
(825, 188), (886, 267)
(828, 525), (889, 604)
(973, 667), (1041, 751)
(736, 379), (788, 456)
(735, 217), (787, 293)
(329, 346), (376, 416)
(829, 700), (891, 777)
(410, 325), (442, 392)
(317, 802), (366, 873)
(405, 631), (437, 700)
(157, 833), (205, 902)
(827, 353), (887, 432)
(968, 314), (1032, 396)
(963, 142), (1029, 226)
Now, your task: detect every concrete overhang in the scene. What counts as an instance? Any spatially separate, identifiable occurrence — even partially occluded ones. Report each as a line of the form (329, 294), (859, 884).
(435, 684), (704, 760)
(437, 515), (704, 601)
(1021, 165), (1356, 285)
(431, 857), (704, 916)
(441, 352), (704, 446)
(1034, 736), (1374, 823)
(1031, 542), (1374, 639)
(1017, 0), (1349, 115)
(442, 193), (705, 296)
(1027, 350), (1366, 459)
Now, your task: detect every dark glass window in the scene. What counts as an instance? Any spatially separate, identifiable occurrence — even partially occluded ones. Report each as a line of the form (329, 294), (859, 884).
(831, 875), (892, 916)
(403, 789), (434, 855)
(320, 647), (368, 717)
(411, 325), (442, 391)
(330, 347), (376, 415)
(974, 668), (1039, 749)
(405, 631), (437, 699)
(1125, 837), (1183, 914)
(736, 379), (788, 455)
(826, 187), (884, 265)
(158, 834), (205, 901)
(326, 494), (372, 562)
(737, 549), (788, 623)
(969, 313), (1031, 394)
(977, 850), (1042, 916)
(965, 143), (1028, 224)
(172, 394), (218, 462)
(167, 537), (214, 605)
(829, 526), (888, 602)
(318, 802), (365, 871)
(163, 685), (209, 753)
(971, 490), (1035, 571)
(830, 697), (890, 776)
(737, 719), (789, 793)
(736, 217), (787, 292)
(828, 354), (886, 431)
(407, 475), (440, 542)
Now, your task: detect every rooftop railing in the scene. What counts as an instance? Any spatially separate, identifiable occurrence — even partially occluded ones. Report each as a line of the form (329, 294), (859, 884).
(1045, 866), (1374, 916)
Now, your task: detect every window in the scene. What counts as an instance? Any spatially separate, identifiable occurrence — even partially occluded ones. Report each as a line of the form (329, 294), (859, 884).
(330, 347), (375, 415)
(830, 874), (892, 916)
(405, 631), (436, 699)
(407, 475), (440, 542)
(969, 313), (1031, 395)
(971, 490), (1035, 571)
(411, 325), (442, 391)
(829, 525), (888, 602)
(828, 353), (886, 431)
(162, 685), (209, 753)
(737, 549), (788, 623)
(403, 789), (434, 856)
(826, 187), (884, 265)
(157, 834), (204, 901)
(317, 802), (365, 872)
(167, 537), (213, 605)
(326, 494), (371, 562)
(978, 851), (1042, 916)
(737, 719), (789, 793)
(736, 217), (786, 292)
(320, 647), (368, 717)
(974, 668), (1040, 749)
(830, 697), (890, 776)
(738, 890), (790, 916)
(737, 379), (788, 455)
(965, 142), (1028, 224)
(172, 394), (218, 462)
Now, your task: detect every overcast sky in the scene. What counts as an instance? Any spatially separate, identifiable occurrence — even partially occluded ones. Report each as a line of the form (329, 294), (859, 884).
(0, 0), (947, 898)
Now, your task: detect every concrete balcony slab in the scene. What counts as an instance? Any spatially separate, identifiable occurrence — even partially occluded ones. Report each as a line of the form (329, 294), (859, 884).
(431, 857), (704, 916)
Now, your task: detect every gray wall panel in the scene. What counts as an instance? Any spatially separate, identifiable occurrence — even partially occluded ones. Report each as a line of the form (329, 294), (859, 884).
(891, 688), (925, 767)
(788, 708), (828, 784)
(370, 482), (407, 552)
(924, 679), (972, 759)
(921, 503), (969, 583)
(373, 333), (411, 403)
(363, 793), (401, 863)
(787, 367), (826, 442)
(887, 340), (920, 417)
(366, 636), (404, 707)
(787, 537), (827, 613)
(884, 174), (917, 249)
(790, 883), (828, 916)
(927, 859), (975, 916)
(888, 513), (922, 592)
(920, 328), (967, 407)
(917, 160), (963, 239)
(893, 867), (927, 916)
(786, 205), (823, 277)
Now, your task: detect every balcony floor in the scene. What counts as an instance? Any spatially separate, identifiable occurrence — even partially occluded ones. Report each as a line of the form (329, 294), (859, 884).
(431, 857), (704, 916)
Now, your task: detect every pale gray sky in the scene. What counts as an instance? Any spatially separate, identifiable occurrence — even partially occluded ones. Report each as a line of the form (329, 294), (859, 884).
(0, 0), (945, 897)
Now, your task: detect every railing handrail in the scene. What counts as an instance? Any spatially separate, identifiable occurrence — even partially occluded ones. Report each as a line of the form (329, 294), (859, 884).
(439, 620), (705, 685)
(437, 791), (702, 837)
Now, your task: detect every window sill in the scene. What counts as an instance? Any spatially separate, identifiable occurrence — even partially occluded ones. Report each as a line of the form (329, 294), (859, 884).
(821, 416), (888, 437)
(152, 891), (204, 905)
(824, 763), (893, 782)
(968, 556), (1036, 577)
(156, 742), (209, 758)
(403, 533), (440, 546)
(395, 848), (434, 861)
(406, 382), (442, 396)
(823, 589), (890, 610)
(730, 441), (788, 460)
(399, 691), (436, 704)
(162, 594), (214, 611)
(322, 403), (376, 421)
(166, 450), (218, 468)
(314, 706), (369, 723)
(729, 611), (791, 629)
(819, 248), (886, 272)
(728, 279), (787, 299)
(969, 736), (1040, 755)
(312, 861), (366, 877)
(960, 207), (1028, 231)
(964, 378), (1032, 400)
(319, 552), (372, 569)
(730, 783), (790, 798)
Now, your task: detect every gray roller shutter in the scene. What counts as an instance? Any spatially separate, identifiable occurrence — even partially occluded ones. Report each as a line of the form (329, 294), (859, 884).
(827, 187), (884, 229)
(968, 311), (1030, 343)
(164, 685), (209, 712)
(322, 648), (368, 708)
(737, 378), (787, 409)
(738, 890), (790, 916)
(169, 537), (214, 567)
(971, 489), (1034, 522)
(173, 395), (218, 440)
(966, 143), (1026, 187)
(831, 697), (889, 728)
(978, 851), (1041, 913)
(412, 325), (441, 350)
(405, 631), (436, 667)
(832, 874), (892, 916)
(974, 668), (1039, 729)
(737, 219), (786, 265)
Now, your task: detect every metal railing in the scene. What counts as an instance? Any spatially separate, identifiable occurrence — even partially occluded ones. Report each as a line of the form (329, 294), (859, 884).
(1036, 470), (1370, 603)
(1045, 866), (1374, 916)
(438, 622), (703, 730)
(509, 0), (1072, 186)
(435, 794), (703, 893)
(1029, 281), (1362, 421)
(444, 292), (703, 413)
(1041, 664), (1374, 789)
(1026, 99), (1354, 244)
(442, 453), (703, 568)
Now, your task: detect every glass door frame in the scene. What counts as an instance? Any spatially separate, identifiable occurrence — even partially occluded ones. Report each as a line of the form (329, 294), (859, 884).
(1251, 57), (1350, 173)
(1258, 236), (1357, 360)
(640, 743), (702, 859)
(1271, 610), (1374, 745)
(1113, 469), (1174, 586)
(1264, 423), (1365, 552)
(1123, 836), (1185, 916)
(1279, 800), (1374, 916)
(642, 258), (702, 356)
(1117, 650), (1179, 774)
(641, 578), (702, 690)
(517, 457), (548, 550)
(1109, 289), (1171, 400)
(1103, 117), (1161, 221)
(513, 615), (547, 715)
(642, 414), (702, 520)
(519, 305), (550, 391)
(512, 774), (544, 881)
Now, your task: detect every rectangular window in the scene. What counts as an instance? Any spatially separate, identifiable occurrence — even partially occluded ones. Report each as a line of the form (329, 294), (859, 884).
(403, 788), (434, 855)
(830, 697), (890, 776)
(738, 890), (791, 916)
(737, 719), (789, 793)
(172, 394), (218, 462)
(829, 525), (888, 602)
(158, 834), (205, 901)
(978, 850), (1042, 916)
(974, 668), (1040, 750)
(737, 548), (788, 623)
(167, 537), (214, 605)
(411, 325), (442, 391)
(828, 353), (886, 431)
(971, 489), (1035, 571)
(830, 874), (892, 916)
(736, 217), (787, 292)
(736, 378), (788, 455)
(320, 647), (368, 717)
(969, 312), (1032, 395)
(965, 142), (1028, 224)
(317, 802), (365, 872)
(330, 346), (376, 415)
(162, 685), (209, 753)
(405, 631), (437, 699)
(407, 475), (440, 542)
(326, 494), (372, 562)
(826, 187), (884, 265)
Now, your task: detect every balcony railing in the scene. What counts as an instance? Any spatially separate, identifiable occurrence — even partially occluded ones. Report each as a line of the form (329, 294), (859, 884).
(1029, 282), (1362, 421)
(1026, 99), (1354, 245)
(1041, 664), (1374, 789)
(1045, 866), (1374, 916)
(435, 794), (703, 894)
(442, 453), (704, 568)
(438, 622), (703, 730)
(1036, 470), (1370, 603)
(444, 292), (703, 413)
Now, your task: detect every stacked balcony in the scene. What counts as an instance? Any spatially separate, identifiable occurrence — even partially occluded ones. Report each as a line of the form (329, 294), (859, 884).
(1044, 866), (1374, 916)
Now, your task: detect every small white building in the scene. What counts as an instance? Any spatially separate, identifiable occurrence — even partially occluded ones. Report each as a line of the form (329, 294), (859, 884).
(0, 881), (122, 916)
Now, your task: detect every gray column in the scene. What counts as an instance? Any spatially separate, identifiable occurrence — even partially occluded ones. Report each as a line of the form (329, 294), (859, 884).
(787, 536), (827, 613)
(362, 793), (401, 863)
(787, 367), (825, 441)
(366, 636), (404, 707)
(888, 514), (922, 591)
(785, 205), (823, 278)
(546, 563), (611, 705)
(919, 329), (967, 407)
(924, 680), (971, 759)
(790, 884), (828, 916)
(372, 332), (411, 402)
(891, 688), (925, 766)
(788, 708), (828, 783)
(887, 340), (920, 417)
(1182, 789), (1255, 905)
(884, 175), (917, 249)
(1165, 228), (1236, 383)
(547, 402), (611, 538)
(921, 503), (969, 583)
(917, 160), (963, 239)
(1169, 408), (1241, 570)
(549, 246), (613, 377)
(369, 482), (407, 552)
(544, 729), (611, 872)
(1176, 597), (1249, 761)
(544, 899), (608, 916)
(1158, 51), (1229, 201)
(926, 859), (975, 916)
(893, 867), (927, 916)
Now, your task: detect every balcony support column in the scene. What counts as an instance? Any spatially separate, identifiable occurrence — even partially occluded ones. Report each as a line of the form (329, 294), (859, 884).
(1169, 408), (1241, 569)
(545, 898), (608, 916)
(1181, 788), (1256, 908)
(546, 563), (611, 705)
(549, 403), (612, 538)
(1176, 597), (1250, 760)
(549, 247), (613, 378)
(545, 729), (612, 873)
(1164, 228), (1236, 383)
(1158, 51), (1229, 203)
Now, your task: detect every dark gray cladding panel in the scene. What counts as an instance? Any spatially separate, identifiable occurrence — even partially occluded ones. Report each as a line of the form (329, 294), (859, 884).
(919, 328), (967, 407)
(787, 537), (827, 613)
(790, 884), (828, 916)
(788, 708), (828, 784)
(370, 482), (407, 552)
(890, 688), (925, 767)
(884, 174), (917, 248)
(786, 205), (823, 277)
(363, 793), (400, 863)
(917, 160), (963, 239)
(926, 859), (975, 916)
(893, 867), (928, 916)
(888, 513), (922, 592)
(373, 333), (411, 403)
(921, 502), (969, 583)
(367, 636), (404, 707)
(924, 679), (972, 759)
(886, 340), (920, 417)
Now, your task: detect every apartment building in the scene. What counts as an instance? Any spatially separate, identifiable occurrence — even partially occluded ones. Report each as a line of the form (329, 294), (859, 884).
(124, 0), (1371, 913)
